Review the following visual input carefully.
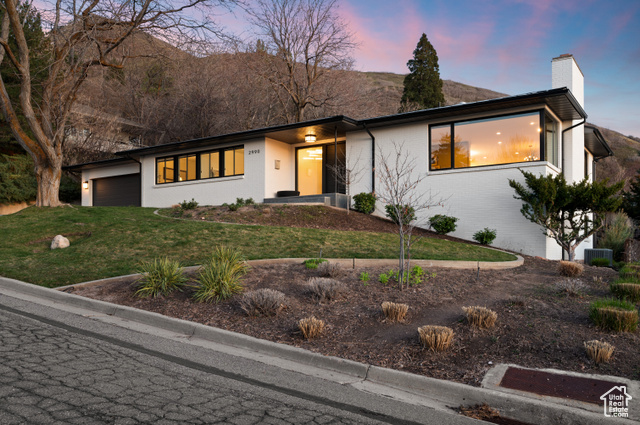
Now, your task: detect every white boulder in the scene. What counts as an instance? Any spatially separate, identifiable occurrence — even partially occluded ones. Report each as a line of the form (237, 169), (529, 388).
(51, 235), (70, 250)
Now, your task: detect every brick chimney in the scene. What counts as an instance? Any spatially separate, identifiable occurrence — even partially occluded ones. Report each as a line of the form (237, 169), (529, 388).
(552, 54), (584, 107)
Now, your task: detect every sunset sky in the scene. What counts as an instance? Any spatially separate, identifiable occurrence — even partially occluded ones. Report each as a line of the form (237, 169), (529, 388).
(335, 0), (640, 137)
(219, 0), (639, 137)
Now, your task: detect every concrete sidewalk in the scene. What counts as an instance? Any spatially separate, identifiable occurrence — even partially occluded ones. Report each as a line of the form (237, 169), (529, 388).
(0, 275), (635, 424)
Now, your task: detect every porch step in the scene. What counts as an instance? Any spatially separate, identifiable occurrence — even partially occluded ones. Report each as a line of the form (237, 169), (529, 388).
(264, 193), (349, 209)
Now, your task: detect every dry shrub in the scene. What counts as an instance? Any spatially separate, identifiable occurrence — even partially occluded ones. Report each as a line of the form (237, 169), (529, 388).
(463, 306), (498, 329)
(381, 301), (408, 322)
(317, 261), (342, 277)
(298, 316), (325, 339)
(417, 325), (454, 352)
(240, 288), (286, 317)
(584, 340), (615, 364)
(307, 277), (344, 302)
(555, 279), (586, 297)
(558, 261), (584, 277)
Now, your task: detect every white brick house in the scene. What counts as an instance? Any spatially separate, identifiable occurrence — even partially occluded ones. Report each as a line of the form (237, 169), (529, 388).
(67, 55), (613, 260)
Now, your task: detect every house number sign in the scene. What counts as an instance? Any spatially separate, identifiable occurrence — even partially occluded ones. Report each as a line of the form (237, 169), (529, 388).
(248, 149), (261, 155)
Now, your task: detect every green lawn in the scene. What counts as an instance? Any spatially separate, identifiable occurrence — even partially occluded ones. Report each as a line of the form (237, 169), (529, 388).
(0, 206), (516, 287)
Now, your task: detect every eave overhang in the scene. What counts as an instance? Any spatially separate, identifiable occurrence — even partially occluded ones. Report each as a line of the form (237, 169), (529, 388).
(63, 157), (137, 172)
(585, 125), (614, 160)
(360, 87), (587, 128)
(115, 116), (360, 157)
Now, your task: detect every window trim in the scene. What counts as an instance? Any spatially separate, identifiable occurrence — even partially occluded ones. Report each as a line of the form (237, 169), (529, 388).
(429, 110), (548, 172)
(155, 145), (244, 185)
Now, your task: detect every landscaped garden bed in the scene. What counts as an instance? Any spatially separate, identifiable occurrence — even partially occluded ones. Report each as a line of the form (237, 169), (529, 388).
(67, 256), (639, 387)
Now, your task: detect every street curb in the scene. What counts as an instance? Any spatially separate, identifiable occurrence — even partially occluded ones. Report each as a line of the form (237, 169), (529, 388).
(1, 275), (633, 425)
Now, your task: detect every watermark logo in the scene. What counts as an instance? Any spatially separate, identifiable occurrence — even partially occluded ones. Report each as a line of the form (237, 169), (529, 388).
(600, 386), (632, 418)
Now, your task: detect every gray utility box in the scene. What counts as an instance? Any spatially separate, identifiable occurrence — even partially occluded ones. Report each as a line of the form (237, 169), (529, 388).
(584, 248), (613, 266)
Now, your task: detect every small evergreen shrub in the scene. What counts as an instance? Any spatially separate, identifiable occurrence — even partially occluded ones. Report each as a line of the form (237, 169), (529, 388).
(307, 277), (344, 302)
(584, 340), (615, 364)
(589, 299), (638, 332)
(462, 306), (497, 329)
(134, 257), (187, 298)
(317, 261), (342, 277)
(591, 258), (611, 267)
(378, 272), (390, 285)
(193, 246), (249, 303)
(298, 316), (325, 339)
(610, 280), (640, 303)
(417, 325), (454, 352)
(179, 198), (199, 210)
(385, 204), (416, 225)
(473, 228), (497, 245)
(428, 214), (458, 235)
(353, 192), (376, 214)
(303, 258), (327, 269)
(558, 261), (583, 277)
(381, 301), (408, 322)
(359, 272), (370, 283)
(240, 288), (286, 317)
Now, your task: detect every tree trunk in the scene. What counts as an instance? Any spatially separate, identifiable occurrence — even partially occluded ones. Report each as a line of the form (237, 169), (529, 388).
(34, 156), (63, 207)
(398, 231), (405, 290)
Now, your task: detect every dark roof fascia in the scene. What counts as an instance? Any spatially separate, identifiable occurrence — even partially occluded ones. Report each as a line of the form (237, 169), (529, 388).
(115, 115), (360, 157)
(585, 125), (614, 160)
(63, 157), (137, 172)
(359, 87), (587, 128)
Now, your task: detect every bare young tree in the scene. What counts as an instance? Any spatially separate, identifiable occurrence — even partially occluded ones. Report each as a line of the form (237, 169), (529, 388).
(0, 0), (231, 206)
(244, 0), (356, 123)
(377, 141), (445, 289)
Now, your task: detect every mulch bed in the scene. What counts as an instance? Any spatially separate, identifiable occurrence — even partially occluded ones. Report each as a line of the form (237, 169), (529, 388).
(69, 257), (639, 387)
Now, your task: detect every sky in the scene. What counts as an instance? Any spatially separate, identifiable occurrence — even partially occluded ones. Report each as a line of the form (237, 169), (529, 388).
(220, 0), (640, 138)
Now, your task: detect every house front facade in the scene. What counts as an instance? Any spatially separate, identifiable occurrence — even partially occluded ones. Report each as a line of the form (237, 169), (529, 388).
(68, 55), (613, 260)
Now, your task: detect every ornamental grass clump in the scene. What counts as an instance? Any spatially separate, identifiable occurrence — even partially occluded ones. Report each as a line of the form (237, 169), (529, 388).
(589, 299), (638, 332)
(584, 340), (615, 364)
(381, 301), (408, 322)
(610, 279), (640, 303)
(240, 288), (286, 317)
(417, 325), (454, 352)
(192, 246), (249, 303)
(558, 261), (583, 277)
(317, 261), (342, 278)
(298, 316), (325, 339)
(134, 257), (187, 298)
(618, 265), (640, 280)
(463, 306), (498, 329)
(307, 277), (344, 302)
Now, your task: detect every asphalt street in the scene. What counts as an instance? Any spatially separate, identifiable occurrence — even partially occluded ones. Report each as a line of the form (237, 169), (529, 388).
(0, 291), (480, 425)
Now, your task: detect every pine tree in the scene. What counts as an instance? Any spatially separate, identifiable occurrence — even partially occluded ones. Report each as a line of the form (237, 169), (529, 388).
(622, 170), (640, 221)
(399, 33), (445, 112)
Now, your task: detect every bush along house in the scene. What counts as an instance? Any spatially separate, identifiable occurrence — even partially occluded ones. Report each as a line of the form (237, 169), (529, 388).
(67, 55), (613, 260)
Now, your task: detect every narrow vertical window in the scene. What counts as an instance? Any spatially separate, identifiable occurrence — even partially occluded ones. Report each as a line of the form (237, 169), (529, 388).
(178, 154), (197, 181)
(545, 114), (558, 167)
(224, 149), (234, 176)
(156, 158), (174, 184)
(235, 148), (244, 175)
(200, 151), (220, 179)
(430, 125), (452, 170)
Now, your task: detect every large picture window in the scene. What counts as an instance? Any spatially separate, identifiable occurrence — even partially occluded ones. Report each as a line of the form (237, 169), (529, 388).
(156, 145), (244, 184)
(429, 111), (557, 170)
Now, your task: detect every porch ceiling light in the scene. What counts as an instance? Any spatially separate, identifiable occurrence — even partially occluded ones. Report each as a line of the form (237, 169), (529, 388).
(82, 181), (89, 189)
(305, 133), (316, 143)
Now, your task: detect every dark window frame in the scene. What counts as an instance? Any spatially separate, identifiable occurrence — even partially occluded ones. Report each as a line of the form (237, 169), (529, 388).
(428, 110), (549, 171)
(155, 145), (244, 185)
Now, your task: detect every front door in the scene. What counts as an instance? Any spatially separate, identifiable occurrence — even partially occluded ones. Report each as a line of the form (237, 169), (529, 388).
(296, 143), (346, 196)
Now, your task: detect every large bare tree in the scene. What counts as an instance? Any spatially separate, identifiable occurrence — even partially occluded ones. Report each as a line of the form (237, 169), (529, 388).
(0, 0), (229, 206)
(244, 0), (356, 123)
